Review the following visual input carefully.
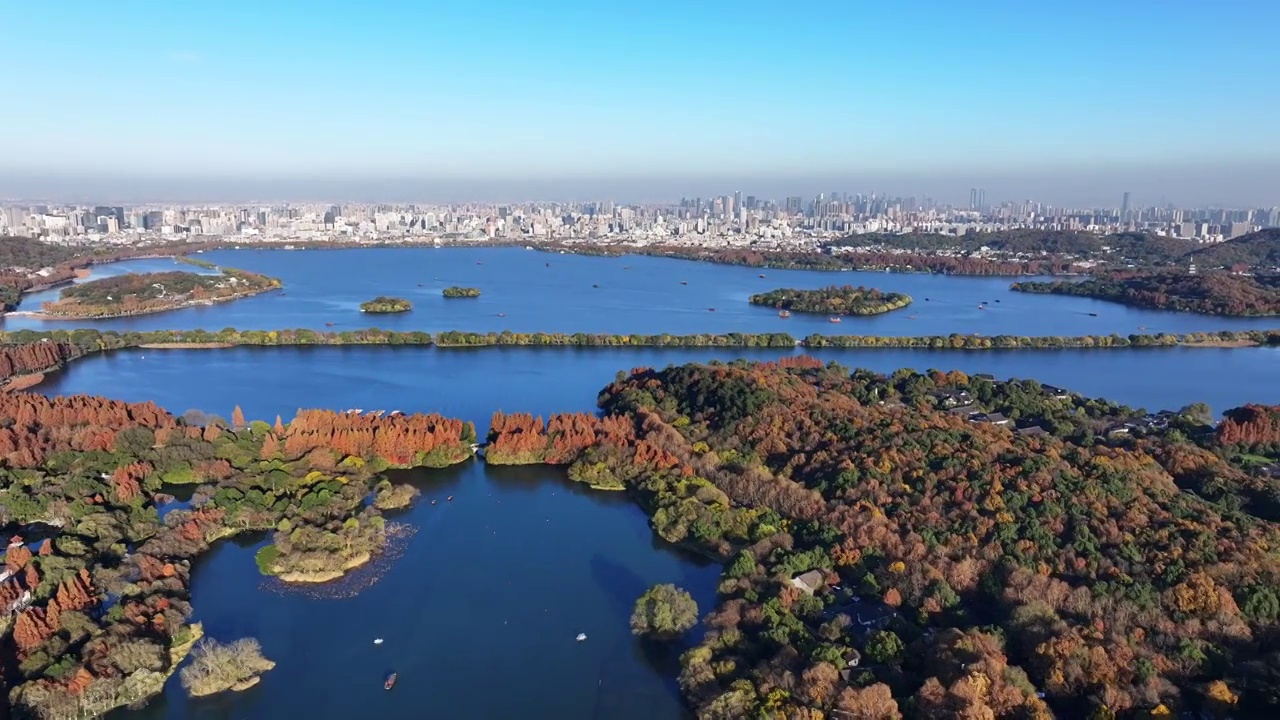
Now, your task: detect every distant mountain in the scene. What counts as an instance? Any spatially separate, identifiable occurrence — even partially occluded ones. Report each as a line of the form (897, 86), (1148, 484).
(1187, 229), (1280, 270)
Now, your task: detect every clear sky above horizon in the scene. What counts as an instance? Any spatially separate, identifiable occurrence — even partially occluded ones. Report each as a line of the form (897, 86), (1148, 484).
(3, 0), (1279, 205)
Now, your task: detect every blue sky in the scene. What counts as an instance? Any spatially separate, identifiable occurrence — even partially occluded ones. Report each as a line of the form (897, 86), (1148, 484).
(3, 1), (1278, 203)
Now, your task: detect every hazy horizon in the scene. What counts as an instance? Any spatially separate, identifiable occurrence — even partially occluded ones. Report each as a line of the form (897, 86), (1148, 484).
(5, 1), (1278, 208)
(2, 162), (1279, 208)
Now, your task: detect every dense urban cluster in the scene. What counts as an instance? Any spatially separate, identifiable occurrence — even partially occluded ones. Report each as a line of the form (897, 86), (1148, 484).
(3, 192), (1276, 251)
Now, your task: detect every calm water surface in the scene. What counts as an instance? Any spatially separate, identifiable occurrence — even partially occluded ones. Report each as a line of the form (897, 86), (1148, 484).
(6, 247), (1278, 336)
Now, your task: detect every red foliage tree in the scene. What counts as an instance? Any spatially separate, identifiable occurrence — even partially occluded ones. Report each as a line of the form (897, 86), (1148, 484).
(0, 341), (75, 383)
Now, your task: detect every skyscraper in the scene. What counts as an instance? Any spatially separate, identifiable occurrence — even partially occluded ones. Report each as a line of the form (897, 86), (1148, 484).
(1121, 192), (1131, 219)
(970, 189), (977, 210)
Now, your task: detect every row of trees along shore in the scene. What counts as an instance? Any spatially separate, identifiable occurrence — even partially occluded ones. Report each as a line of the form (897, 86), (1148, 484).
(0, 327), (1277, 363)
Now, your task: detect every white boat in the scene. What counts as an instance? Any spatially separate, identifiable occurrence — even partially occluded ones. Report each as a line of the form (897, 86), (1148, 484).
(374, 638), (384, 645)
(575, 633), (587, 642)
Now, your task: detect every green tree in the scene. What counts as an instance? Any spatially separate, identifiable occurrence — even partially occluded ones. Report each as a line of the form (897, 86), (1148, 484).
(631, 583), (699, 640)
(864, 629), (905, 665)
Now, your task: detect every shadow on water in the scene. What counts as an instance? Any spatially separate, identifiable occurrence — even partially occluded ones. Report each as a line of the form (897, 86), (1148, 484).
(588, 554), (698, 719)
(482, 462), (637, 504)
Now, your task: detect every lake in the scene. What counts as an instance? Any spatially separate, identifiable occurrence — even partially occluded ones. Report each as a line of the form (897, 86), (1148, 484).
(6, 247), (1278, 337)
(13, 247), (1280, 719)
(36, 343), (1279, 719)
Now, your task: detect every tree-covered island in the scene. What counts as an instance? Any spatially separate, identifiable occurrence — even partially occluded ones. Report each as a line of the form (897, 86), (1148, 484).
(750, 285), (912, 316)
(358, 296), (412, 313)
(0, 392), (474, 718)
(1011, 271), (1280, 316)
(484, 359), (1280, 717)
(441, 286), (481, 298)
(36, 269), (280, 320)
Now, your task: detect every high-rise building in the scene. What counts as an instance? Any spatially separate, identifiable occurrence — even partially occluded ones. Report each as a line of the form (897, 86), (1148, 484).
(1121, 192), (1131, 219)
(970, 189), (977, 210)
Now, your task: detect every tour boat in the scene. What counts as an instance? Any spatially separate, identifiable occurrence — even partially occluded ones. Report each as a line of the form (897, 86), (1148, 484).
(778, 310), (791, 318)
(385, 672), (397, 690)
(828, 317), (842, 323)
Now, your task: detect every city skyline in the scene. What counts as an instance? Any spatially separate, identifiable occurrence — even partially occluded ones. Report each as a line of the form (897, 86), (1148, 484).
(4, 1), (1278, 204)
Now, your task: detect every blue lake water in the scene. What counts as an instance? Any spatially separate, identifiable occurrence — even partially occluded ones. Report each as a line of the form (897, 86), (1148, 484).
(12, 247), (1280, 719)
(5, 247), (1277, 336)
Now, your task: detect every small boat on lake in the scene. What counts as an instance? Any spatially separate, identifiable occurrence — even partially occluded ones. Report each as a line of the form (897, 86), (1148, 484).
(325, 322), (335, 327)
(778, 310), (791, 318)
(385, 672), (397, 690)
(828, 317), (842, 323)
(758, 274), (766, 278)
(374, 638), (384, 645)
(592, 284), (599, 288)
(497, 312), (506, 317)
(447, 496), (454, 502)
(708, 307), (716, 312)
(1088, 312), (1099, 317)
(576, 633), (588, 642)
(680, 281), (688, 285)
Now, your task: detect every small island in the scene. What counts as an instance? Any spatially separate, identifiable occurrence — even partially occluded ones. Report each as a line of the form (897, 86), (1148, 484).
(359, 296), (413, 313)
(1011, 271), (1280, 316)
(38, 269), (281, 319)
(442, 286), (481, 298)
(179, 637), (275, 697)
(749, 284), (912, 316)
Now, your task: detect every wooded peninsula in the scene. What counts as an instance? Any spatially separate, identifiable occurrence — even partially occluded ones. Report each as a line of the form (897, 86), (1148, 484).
(750, 286), (912, 316)
(485, 359), (1280, 717)
(0, 390), (475, 718)
(35, 269), (280, 320)
(1011, 271), (1280, 317)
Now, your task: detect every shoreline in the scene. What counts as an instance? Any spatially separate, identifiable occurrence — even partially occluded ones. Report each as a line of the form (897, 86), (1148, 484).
(139, 342), (235, 349)
(2, 373), (46, 392)
(275, 552), (372, 584)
